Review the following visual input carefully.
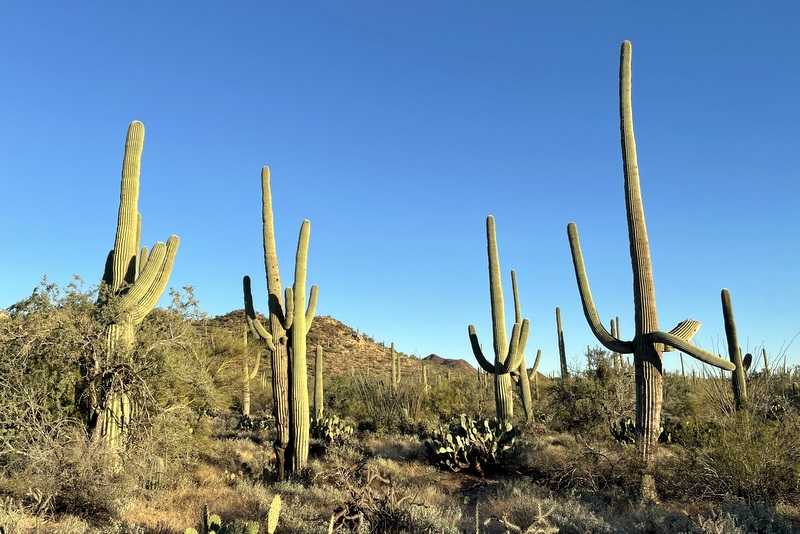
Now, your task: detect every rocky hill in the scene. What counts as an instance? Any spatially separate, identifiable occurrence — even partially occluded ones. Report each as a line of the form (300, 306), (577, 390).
(206, 311), (476, 381)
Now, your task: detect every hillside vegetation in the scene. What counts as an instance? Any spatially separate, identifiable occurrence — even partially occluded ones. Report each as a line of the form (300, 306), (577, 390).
(1, 281), (799, 533)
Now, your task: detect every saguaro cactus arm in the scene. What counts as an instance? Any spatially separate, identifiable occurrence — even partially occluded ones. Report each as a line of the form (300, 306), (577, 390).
(469, 318), (529, 375)
(125, 236), (180, 325)
(648, 331), (735, 370)
(567, 223), (634, 354)
(243, 276), (275, 351)
(529, 349), (542, 382)
(661, 319), (701, 351)
(468, 325), (496, 374)
(292, 219), (318, 334)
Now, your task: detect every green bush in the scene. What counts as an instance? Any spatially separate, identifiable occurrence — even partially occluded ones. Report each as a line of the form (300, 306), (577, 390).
(660, 412), (800, 505)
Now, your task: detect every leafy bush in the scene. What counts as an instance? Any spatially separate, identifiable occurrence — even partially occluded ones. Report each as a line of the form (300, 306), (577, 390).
(537, 347), (634, 439)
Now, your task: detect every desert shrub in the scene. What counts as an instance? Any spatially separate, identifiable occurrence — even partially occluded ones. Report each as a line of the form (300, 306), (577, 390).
(326, 372), (422, 434)
(0, 278), (98, 467)
(537, 346), (634, 439)
(423, 375), (494, 421)
(2, 428), (139, 521)
(611, 501), (699, 533)
(485, 479), (615, 534)
(328, 466), (460, 533)
(713, 498), (796, 534)
(660, 412), (800, 505)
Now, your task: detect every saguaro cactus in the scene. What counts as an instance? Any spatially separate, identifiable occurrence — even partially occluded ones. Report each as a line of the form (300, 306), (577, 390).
(243, 167), (318, 476)
(314, 345), (324, 421)
(721, 289), (752, 411)
(556, 307), (569, 379)
(390, 342), (402, 391)
(510, 270), (534, 421)
(468, 216), (530, 424)
(566, 42), (734, 499)
(93, 121), (179, 446)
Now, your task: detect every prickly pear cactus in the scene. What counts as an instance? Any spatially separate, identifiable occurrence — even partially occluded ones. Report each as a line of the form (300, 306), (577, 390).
(424, 414), (520, 475)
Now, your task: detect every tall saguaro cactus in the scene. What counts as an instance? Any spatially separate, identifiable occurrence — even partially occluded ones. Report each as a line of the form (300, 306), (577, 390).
(244, 167), (318, 477)
(566, 42), (734, 499)
(468, 216), (530, 424)
(93, 120), (179, 446)
(721, 289), (752, 411)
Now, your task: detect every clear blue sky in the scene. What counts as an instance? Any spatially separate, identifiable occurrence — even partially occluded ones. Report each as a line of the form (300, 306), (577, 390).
(2, 3), (799, 376)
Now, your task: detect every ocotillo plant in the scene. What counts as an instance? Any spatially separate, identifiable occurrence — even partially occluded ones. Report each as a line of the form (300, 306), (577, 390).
(566, 41), (735, 499)
(469, 216), (530, 424)
(722, 289), (752, 411)
(94, 120), (179, 447)
(243, 167), (318, 476)
(511, 270), (534, 421)
(314, 345), (324, 421)
(556, 307), (569, 379)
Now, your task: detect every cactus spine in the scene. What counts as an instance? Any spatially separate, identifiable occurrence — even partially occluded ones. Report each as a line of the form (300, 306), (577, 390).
(566, 42), (735, 499)
(556, 307), (569, 379)
(722, 289), (751, 410)
(243, 167), (318, 477)
(94, 121), (179, 446)
(468, 216), (530, 424)
(314, 345), (324, 421)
